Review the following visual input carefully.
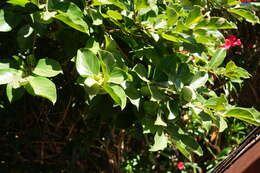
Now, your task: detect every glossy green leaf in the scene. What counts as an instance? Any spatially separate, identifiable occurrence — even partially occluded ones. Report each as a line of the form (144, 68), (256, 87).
(54, 12), (89, 34)
(76, 49), (100, 77)
(189, 71), (208, 89)
(149, 131), (168, 151)
(195, 17), (237, 29)
(33, 58), (63, 77)
(7, 0), (30, 7)
(133, 63), (149, 82)
(204, 95), (228, 111)
(217, 116), (228, 132)
(162, 33), (187, 43)
(194, 29), (224, 45)
(0, 69), (21, 85)
(48, 0), (83, 18)
(207, 48), (227, 69)
(91, 0), (111, 6)
(224, 107), (260, 126)
(108, 0), (127, 10)
(167, 101), (179, 120)
(228, 8), (259, 23)
(185, 6), (203, 26)
(125, 83), (140, 109)
(134, 0), (149, 10)
(88, 9), (103, 25)
(166, 7), (178, 26)
(108, 67), (126, 84)
(168, 125), (203, 159)
(103, 84), (127, 110)
(107, 10), (123, 20)
(174, 139), (192, 161)
(25, 76), (57, 104)
(224, 61), (250, 80)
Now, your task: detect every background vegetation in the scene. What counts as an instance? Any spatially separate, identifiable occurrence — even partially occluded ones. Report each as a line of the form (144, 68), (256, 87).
(0, 0), (259, 172)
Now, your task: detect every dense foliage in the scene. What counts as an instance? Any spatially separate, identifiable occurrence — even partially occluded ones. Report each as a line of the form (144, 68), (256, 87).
(0, 0), (259, 172)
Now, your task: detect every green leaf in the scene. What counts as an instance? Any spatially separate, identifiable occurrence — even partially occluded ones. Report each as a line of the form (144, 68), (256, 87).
(99, 50), (116, 73)
(149, 131), (168, 152)
(107, 10), (123, 20)
(108, 0), (127, 10)
(168, 125), (203, 159)
(108, 67), (126, 84)
(148, 85), (166, 101)
(133, 63), (149, 82)
(195, 17), (237, 30)
(224, 61), (250, 80)
(204, 95), (228, 111)
(167, 100), (179, 120)
(194, 29), (224, 45)
(217, 116), (228, 133)
(134, 0), (149, 10)
(207, 48), (227, 69)
(189, 71), (208, 89)
(76, 49), (100, 77)
(7, 0), (31, 7)
(166, 7), (178, 26)
(0, 9), (22, 32)
(125, 83), (140, 109)
(88, 9), (103, 25)
(154, 114), (167, 126)
(6, 84), (25, 103)
(25, 76), (57, 104)
(103, 84), (127, 110)
(224, 107), (260, 126)
(185, 6), (203, 27)
(181, 86), (196, 102)
(54, 12), (89, 34)
(228, 8), (259, 23)
(48, 0), (83, 18)
(174, 139), (192, 161)
(0, 59), (11, 69)
(33, 58), (63, 77)
(91, 0), (111, 6)
(162, 33), (187, 43)
(0, 68), (21, 85)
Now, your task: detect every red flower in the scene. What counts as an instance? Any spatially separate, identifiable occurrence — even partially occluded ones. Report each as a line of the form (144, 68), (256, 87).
(221, 35), (241, 49)
(177, 162), (185, 170)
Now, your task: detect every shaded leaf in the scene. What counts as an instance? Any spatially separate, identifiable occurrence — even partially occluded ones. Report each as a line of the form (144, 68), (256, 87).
(6, 84), (25, 103)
